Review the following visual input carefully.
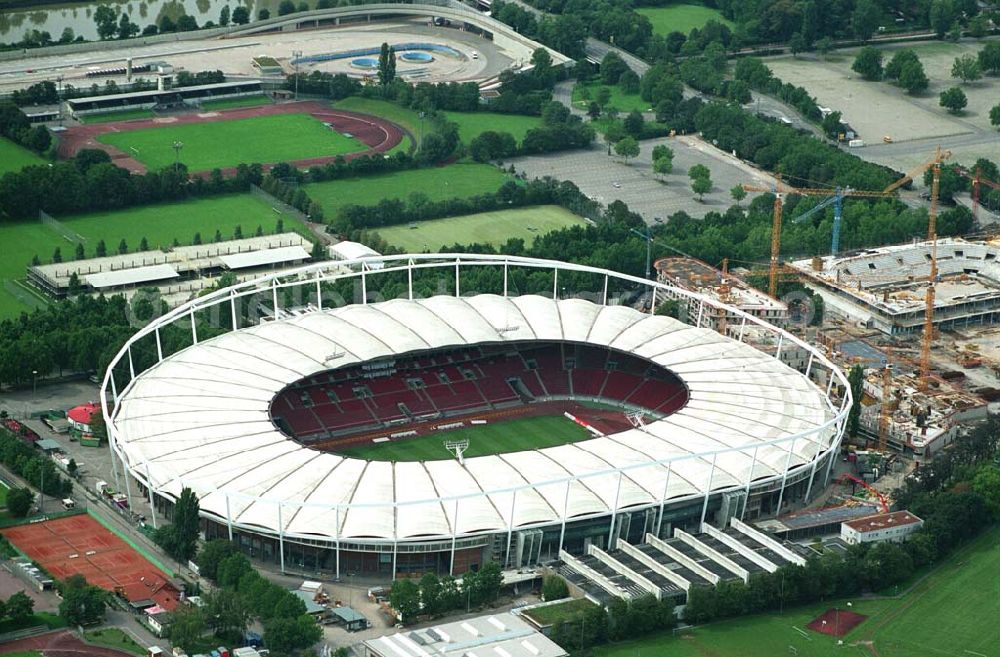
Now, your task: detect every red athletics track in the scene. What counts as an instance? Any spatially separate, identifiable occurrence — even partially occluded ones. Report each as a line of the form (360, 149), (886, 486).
(0, 629), (137, 657)
(0, 514), (181, 610)
(57, 100), (406, 175)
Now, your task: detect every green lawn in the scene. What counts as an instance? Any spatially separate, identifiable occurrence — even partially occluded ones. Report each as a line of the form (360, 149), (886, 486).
(338, 415), (591, 461)
(591, 525), (1000, 657)
(572, 82), (652, 114)
(524, 598), (598, 626)
(85, 628), (145, 656)
(0, 194), (308, 319)
(79, 109), (155, 124)
(97, 114), (364, 171)
(335, 96), (423, 152)
(635, 3), (734, 35)
(199, 95), (272, 111)
(375, 205), (588, 252)
(0, 137), (46, 175)
(304, 163), (509, 218)
(442, 111), (542, 144)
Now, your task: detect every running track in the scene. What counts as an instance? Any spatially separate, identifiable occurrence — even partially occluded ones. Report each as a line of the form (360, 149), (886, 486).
(0, 629), (136, 657)
(57, 100), (406, 175)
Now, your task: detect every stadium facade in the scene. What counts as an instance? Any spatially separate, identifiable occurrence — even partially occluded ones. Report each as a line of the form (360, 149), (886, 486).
(102, 255), (850, 578)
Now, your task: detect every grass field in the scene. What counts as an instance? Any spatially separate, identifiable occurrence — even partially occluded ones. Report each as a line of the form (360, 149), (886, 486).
(635, 3), (734, 35)
(199, 95), (271, 111)
(304, 163), (509, 218)
(335, 96), (422, 153)
(84, 628), (145, 656)
(79, 109), (155, 124)
(97, 114), (364, 171)
(442, 111), (542, 144)
(572, 82), (651, 114)
(338, 415), (591, 461)
(0, 137), (46, 175)
(590, 525), (1000, 657)
(0, 194), (308, 318)
(524, 599), (598, 626)
(375, 205), (588, 252)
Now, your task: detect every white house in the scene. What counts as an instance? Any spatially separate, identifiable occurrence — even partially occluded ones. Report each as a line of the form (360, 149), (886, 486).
(841, 511), (923, 545)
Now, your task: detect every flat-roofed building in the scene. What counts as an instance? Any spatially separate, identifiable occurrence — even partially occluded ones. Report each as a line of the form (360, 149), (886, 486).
(841, 511), (923, 545)
(364, 613), (566, 657)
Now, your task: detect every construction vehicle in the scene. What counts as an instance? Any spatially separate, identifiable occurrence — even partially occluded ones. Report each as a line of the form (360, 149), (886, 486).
(838, 473), (890, 512)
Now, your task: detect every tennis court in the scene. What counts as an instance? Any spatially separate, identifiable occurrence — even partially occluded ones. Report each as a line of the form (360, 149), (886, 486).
(1, 514), (180, 609)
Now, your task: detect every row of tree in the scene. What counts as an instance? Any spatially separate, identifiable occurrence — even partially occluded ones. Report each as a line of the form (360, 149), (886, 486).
(0, 103), (51, 156)
(550, 592), (676, 652)
(389, 562), (504, 623)
(0, 427), (73, 497)
(191, 540), (323, 654)
(0, 150), (264, 222)
(734, 57), (823, 122)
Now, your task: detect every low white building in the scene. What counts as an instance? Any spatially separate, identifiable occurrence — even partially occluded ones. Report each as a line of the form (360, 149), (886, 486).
(364, 612), (566, 657)
(329, 241), (383, 269)
(840, 511), (923, 545)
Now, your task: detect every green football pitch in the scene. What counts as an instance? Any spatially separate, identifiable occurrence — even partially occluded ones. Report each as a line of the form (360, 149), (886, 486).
(590, 525), (1000, 657)
(337, 415), (591, 461)
(0, 194), (310, 319)
(635, 4), (734, 35)
(0, 137), (46, 175)
(97, 114), (364, 171)
(304, 163), (510, 218)
(442, 111), (542, 144)
(374, 205), (589, 252)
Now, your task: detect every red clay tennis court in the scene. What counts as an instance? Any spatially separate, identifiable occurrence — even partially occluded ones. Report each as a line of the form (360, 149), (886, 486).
(1, 514), (180, 609)
(807, 608), (868, 637)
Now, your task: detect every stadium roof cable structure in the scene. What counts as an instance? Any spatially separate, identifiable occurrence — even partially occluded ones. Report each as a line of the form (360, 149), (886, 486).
(103, 254), (850, 576)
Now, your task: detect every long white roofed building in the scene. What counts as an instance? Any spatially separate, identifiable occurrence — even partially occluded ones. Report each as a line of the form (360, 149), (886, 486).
(104, 255), (849, 578)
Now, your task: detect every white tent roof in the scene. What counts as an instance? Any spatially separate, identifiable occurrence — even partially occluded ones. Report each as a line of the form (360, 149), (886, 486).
(85, 264), (179, 289)
(113, 295), (835, 542)
(218, 245), (311, 270)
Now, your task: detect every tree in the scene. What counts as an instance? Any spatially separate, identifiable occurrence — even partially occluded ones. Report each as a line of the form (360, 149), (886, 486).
(193, 232), (202, 245)
(692, 175), (712, 200)
(117, 13), (139, 39)
(991, 104), (1000, 129)
(219, 5), (230, 26)
(94, 5), (118, 40)
(730, 185), (747, 205)
(653, 156), (673, 179)
(197, 539), (238, 581)
(940, 86), (968, 114)
(852, 0), (880, 42)
(952, 54), (982, 83)
(899, 60), (929, 94)
(614, 136), (640, 163)
(852, 47), (884, 81)
(789, 32), (807, 57)
(688, 163), (710, 181)
(885, 50), (918, 81)
(278, 0), (296, 16)
(59, 577), (107, 626)
(205, 588), (249, 644)
(232, 6), (250, 24)
(139, 236), (148, 251)
(847, 364), (863, 436)
(52, 247), (62, 264)
(980, 42), (1000, 76)
(821, 110), (843, 138)
(170, 605), (207, 653)
(257, 8), (270, 20)
(74, 243), (85, 260)
(623, 110), (644, 137)
(600, 52), (629, 85)
(541, 575), (569, 601)
(6, 487), (33, 518)
(95, 239), (107, 257)
(176, 15), (198, 31)
(117, 238), (128, 254)
(173, 487), (201, 562)
(263, 615), (322, 653)
(816, 37), (834, 56)
(929, 0), (955, 39)
(378, 42), (396, 87)
(595, 86), (612, 109)
(5, 591), (34, 622)
(971, 465), (1000, 519)
(389, 579), (421, 623)
(67, 458), (78, 478)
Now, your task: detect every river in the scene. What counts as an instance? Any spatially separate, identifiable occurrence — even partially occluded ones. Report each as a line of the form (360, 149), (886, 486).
(0, 0), (322, 45)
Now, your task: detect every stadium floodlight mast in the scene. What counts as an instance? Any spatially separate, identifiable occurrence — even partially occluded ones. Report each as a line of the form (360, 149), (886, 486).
(172, 141), (183, 165)
(444, 438), (470, 465)
(292, 50), (303, 99)
(625, 409), (647, 430)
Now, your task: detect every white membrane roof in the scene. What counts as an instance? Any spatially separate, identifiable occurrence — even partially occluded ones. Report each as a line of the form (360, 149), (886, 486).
(113, 295), (834, 542)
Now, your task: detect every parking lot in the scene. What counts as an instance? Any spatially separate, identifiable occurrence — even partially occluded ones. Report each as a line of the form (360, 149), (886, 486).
(508, 135), (778, 223)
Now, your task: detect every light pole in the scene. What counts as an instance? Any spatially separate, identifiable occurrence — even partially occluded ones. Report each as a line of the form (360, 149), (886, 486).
(172, 141), (183, 165)
(32, 369), (37, 401)
(292, 50), (303, 99)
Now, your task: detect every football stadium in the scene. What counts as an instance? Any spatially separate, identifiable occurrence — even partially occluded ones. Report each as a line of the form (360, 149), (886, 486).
(101, 255), (850, 578)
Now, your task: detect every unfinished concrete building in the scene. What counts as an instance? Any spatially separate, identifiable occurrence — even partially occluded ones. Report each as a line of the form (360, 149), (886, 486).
(791, 238), (1000, 336)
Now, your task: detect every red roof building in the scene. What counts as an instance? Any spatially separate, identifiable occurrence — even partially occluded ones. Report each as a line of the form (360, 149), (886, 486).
(67, 402), (101, 433)
(841, 511), (923, 545)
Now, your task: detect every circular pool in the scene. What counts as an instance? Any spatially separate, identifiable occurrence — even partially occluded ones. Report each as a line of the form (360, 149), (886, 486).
(401, 51), (434, 63)
(351, 58), (379, 69)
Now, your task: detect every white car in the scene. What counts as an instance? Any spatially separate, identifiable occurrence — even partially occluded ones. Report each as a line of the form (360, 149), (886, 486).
(471, 51), (479, 59)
